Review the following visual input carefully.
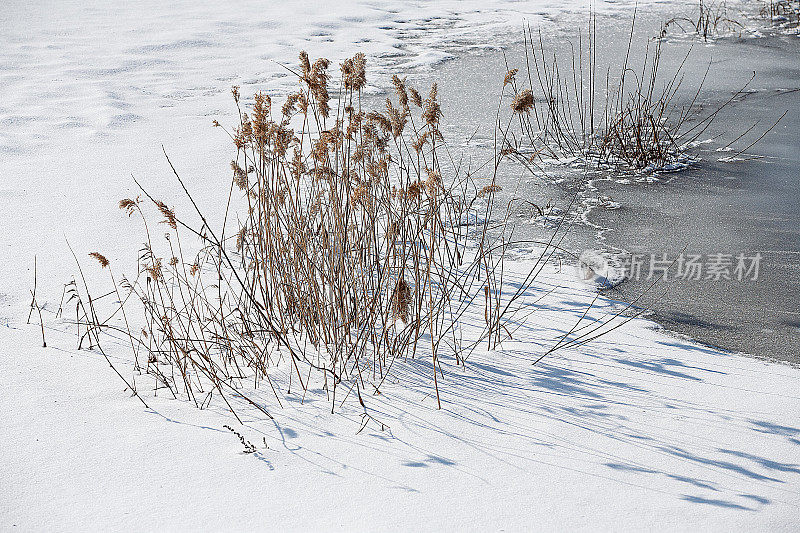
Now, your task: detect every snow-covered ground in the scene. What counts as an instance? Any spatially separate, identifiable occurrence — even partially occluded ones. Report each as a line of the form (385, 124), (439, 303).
(2, 0), (799, 530)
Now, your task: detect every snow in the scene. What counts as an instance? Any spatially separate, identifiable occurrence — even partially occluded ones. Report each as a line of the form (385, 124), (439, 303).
(2, 0), (799, 530)
(3, 260), (800, 530)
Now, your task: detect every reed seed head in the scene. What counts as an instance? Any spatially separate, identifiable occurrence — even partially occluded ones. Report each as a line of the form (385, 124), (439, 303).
(511, 89), (535, 113)
(392, 75), (409, 109)
(422, 83), (441, 126)
(154, 200), (177, 230)
(146, 258), (162, 281)
(478, 183), (502, 197)
(425, 168), (442, 197)
(341, 52), (367, 91)
(119, 198), (139, 216)
(88, 252), (109, 268)
(391, 278), (412, 323)
(299, 51), (311, 78)
(503, 68), (519, 87)
(409, 87), (423, 108)
(231, 161), (248, 190)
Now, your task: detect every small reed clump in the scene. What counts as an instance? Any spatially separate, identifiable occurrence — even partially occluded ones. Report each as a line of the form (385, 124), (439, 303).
(663, 0), (743, 41)
(761, 0), (800, 26)
(502, 13), (742, 171)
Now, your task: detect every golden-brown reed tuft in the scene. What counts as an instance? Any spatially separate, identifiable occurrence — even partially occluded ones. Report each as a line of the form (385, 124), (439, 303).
(88, 252), (109, 268)
(422, 83), (441, 126)
(118, 198), (139, 216)
(477, 183), (502, 198)
(510, 89), (534, 113)
(392, 278), (412, 324)
(154, 201), (177, 230)
(503, 68), (518, 87)
(341, 52), (367, 91)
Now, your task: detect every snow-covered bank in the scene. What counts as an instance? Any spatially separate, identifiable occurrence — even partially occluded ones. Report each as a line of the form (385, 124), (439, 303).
(3, 259), (800, 531)
(2, 0), (799, 531)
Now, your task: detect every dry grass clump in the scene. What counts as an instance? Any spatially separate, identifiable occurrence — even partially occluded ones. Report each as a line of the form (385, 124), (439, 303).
(501, 12), (743, 171)
(69, 51), (528, 420)
(663, 0), (743, 41)
(761, 0), (800, 26)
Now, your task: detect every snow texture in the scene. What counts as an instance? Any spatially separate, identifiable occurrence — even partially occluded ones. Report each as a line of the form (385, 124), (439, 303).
(1, 0), (799, 531)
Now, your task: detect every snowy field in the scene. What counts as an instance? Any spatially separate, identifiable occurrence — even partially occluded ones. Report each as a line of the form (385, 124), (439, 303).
(2, 0), (800, 531)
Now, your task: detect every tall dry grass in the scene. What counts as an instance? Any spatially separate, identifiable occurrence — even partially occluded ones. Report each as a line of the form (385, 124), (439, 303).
(761, 0), (800, 25)
(501, 10), (750, 172)
(663, 0), (743, 41)
(65, 51), (533, 421)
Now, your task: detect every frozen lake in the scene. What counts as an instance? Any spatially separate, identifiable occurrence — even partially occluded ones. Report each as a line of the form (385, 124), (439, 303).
(422, 7), (800, 362)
